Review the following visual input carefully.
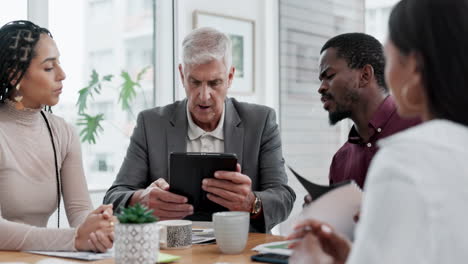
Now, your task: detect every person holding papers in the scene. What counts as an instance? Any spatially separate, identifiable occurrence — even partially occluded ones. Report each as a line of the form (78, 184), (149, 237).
(307, 32), (419, 203)
(0, 21), (115, 252)
(289, 0), (468, 263)
(104, 27), (295, 233)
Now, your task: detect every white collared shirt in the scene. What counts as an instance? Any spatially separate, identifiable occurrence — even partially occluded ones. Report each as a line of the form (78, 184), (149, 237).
(186, 103), (225, 153)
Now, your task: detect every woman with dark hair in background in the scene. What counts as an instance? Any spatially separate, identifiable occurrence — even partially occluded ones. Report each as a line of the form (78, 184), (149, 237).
(0, 20), (114, 252)
(288, 0), (468, 263)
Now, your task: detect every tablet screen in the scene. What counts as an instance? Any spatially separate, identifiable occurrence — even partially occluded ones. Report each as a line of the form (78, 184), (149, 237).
(169, 152), (237, 221)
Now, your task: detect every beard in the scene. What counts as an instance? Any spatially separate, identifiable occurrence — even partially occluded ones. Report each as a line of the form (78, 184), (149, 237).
(326, 89), (359, 126)
(328, 106), (352, 125)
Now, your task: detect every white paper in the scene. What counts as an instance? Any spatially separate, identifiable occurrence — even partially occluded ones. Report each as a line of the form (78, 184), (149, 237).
(192, 228), (216, 244)
(26, 250), (113, 261)
(252, 240), (295, 256)
(295, 183), (362, 240)
(35, 258), (84, 264)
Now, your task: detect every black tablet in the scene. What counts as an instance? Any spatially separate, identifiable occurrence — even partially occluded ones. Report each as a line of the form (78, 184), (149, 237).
(169, 152), (237, 220)
(251, 253), (289, 264)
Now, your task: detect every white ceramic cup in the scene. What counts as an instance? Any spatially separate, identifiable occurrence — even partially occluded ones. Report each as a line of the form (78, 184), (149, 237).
(157, 220), (192, 249)
(213, 211), (250, 254)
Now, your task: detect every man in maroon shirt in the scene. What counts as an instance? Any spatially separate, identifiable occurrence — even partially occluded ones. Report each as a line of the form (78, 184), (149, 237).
(308, 33), (419, 202)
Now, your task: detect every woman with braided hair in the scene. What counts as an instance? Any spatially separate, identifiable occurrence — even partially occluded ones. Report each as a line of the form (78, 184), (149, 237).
(0, 20), (114, 252)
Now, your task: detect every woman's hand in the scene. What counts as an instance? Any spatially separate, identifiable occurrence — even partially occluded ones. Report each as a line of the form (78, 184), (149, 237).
(288, 232), (334, 264)
(287, 219), (352, 264)
(74, 204), (116, 252)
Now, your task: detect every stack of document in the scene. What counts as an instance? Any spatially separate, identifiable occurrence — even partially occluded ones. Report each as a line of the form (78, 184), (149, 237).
(192, 228), (216, 244)
(26, 251), (112, 261)
(0, 258), (82, 264)
(26, 250), (180, 263)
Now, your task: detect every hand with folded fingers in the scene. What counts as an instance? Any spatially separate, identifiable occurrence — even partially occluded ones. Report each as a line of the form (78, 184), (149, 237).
(74, 204), (116, 252)
(288, 232), (335, 264)
(202, 164), (256, 212)
(287, 219), (352, 264)
(134, 178), (193, 221)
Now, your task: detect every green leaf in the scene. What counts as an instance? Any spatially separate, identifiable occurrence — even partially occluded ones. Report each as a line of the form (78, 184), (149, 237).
(76, 113), (104, 144)
(76, 70), (99, 114)
(103, 74), (114, 82)
(76, 70), (114, 114)
(118, 71), (138, 111)
(136, 66), (150, 83)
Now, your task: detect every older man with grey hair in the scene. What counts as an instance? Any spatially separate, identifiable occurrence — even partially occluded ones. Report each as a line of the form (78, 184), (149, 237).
(104, 27), (295, 232)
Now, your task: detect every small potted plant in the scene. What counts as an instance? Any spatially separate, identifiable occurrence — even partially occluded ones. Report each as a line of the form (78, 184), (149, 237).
(114, 203), (159, 264)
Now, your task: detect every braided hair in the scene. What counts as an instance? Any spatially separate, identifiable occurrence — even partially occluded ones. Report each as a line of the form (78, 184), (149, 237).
(0, 20), (52, 103)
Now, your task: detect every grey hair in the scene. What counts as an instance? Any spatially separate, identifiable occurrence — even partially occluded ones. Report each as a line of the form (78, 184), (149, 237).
(182, 27), (232, 71)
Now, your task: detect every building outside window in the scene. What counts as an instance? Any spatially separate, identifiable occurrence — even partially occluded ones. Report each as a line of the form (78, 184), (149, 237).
(37, 1), (160, 227)
(47, 1), (155, 198)
(0, 0), (27, 25)
(365, 0), (399, 42)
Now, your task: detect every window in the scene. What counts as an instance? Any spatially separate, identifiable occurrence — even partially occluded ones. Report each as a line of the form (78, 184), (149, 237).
(94, 101), (113, 119)
(365, 0), (399, 42)
(89, 0), (112, 20)
(89, 49), (114, 74)
(125, 0), (153, 32)
(41, 0), (178, 227)
(0, 0), (27, 26)
(91, 153), (114, 172)
(125, 36), (153, 75)
(44, 1), (175, 218)
(44, 0), (172, 217)
(126, 0), (152, 16)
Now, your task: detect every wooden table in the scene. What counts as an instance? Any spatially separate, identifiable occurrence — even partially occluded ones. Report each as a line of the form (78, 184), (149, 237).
(0, 233), (285, 264)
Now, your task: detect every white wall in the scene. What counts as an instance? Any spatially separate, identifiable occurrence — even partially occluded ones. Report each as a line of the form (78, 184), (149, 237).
(175, 0), (280, 112)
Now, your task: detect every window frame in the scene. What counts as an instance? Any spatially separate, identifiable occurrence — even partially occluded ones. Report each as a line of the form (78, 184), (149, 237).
(27, 0), (177, 192)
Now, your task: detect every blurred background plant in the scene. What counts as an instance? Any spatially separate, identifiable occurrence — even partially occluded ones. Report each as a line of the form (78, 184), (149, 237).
(76, 66), (150, 144)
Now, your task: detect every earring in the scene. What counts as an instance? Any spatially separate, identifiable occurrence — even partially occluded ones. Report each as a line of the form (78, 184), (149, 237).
(400, 84), (413, 108)
(14, 83), (24, 110)
(400, 82), (422, 114)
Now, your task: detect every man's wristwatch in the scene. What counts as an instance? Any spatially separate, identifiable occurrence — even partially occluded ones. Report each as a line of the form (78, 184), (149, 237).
(250, 193), (262, 216)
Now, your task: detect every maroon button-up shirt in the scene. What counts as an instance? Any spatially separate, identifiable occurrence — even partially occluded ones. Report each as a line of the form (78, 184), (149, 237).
(329, 96), (420, 189)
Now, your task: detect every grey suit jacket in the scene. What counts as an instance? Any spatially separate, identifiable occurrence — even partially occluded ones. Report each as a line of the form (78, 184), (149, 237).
(104, 98), (296, 232)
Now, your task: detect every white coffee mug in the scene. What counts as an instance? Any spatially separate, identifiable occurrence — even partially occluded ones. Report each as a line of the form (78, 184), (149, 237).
(213, 211), (249, 254)
(157, 220), (192, 249)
